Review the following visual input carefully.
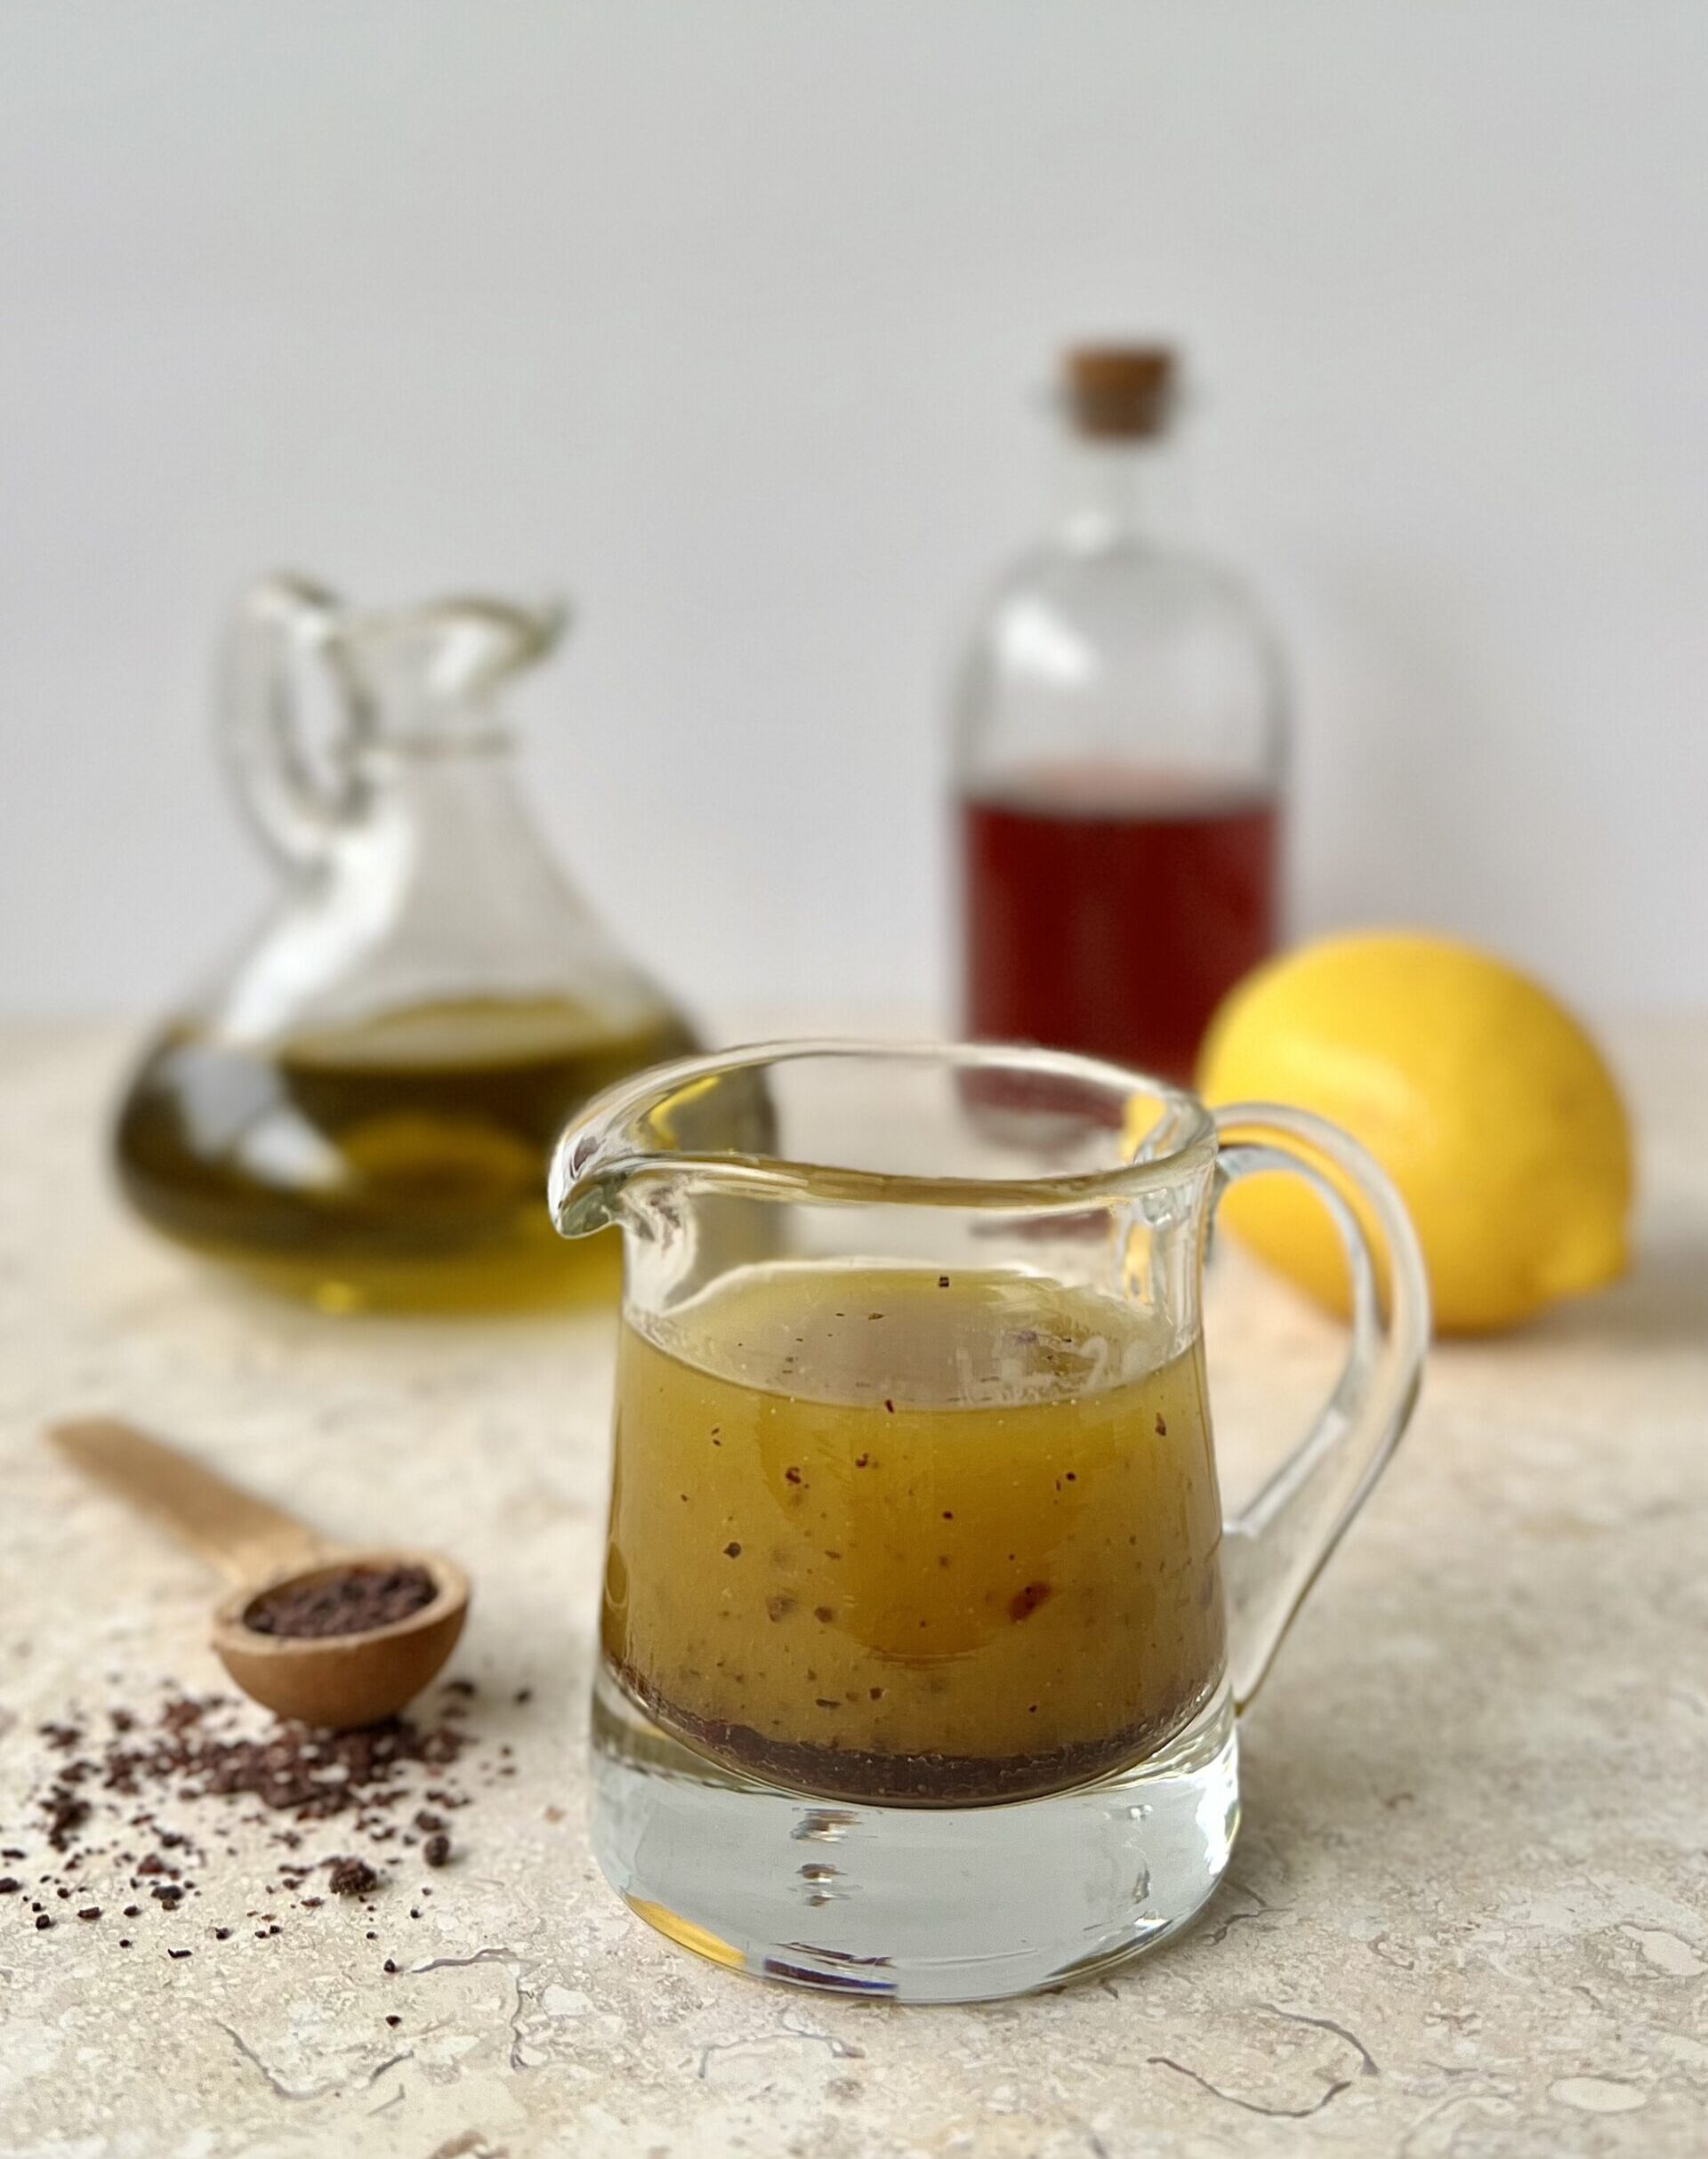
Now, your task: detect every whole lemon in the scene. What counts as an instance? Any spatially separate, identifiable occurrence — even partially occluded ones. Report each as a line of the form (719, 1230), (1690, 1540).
(1196, 931), (1633, 1334)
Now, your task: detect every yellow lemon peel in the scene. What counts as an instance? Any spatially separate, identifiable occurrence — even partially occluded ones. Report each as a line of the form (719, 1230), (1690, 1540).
(1191, 931), (1632, 1335)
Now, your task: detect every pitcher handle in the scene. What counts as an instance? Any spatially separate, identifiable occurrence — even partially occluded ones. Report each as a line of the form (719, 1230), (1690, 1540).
(220, 573), (358, 868)
(1210, 1101), (1430, 1709)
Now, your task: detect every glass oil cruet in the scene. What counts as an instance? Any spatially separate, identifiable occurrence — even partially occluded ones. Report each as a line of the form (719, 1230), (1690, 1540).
(114, 574), (697, 1312)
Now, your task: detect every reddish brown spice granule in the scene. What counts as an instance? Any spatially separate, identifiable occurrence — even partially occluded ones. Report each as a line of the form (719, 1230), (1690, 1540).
(44, 1791), (89, 1850)
(1008, 1581), (1053, 1623)
(326, 1857), (379, 1897)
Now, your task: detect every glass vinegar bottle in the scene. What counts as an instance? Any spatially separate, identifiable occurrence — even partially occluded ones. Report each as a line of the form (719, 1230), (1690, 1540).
(114, 575), (697, 1312)
(954, 345), (1287, 1084)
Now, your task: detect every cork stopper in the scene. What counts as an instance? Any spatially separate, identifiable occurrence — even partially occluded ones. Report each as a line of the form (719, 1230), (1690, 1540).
(1063, 344), (1177, 440)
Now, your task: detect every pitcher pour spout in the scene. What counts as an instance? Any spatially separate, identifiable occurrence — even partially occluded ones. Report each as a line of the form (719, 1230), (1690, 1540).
(547, 1115), (630, 1238)
(547, 1051), (778, 1240)
(546, 1075), (662, 1237)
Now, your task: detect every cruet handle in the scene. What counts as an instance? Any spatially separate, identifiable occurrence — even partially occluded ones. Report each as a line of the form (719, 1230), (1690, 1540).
(1210, 1102), (1430, 1710)
(220, 573), (359, 867)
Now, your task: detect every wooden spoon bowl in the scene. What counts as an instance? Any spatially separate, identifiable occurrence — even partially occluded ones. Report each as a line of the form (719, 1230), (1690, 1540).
(213, 1548), (470, 1728)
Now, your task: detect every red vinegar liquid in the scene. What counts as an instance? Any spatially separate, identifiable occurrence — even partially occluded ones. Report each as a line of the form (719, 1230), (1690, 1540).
(961, 763), (1280, 1084)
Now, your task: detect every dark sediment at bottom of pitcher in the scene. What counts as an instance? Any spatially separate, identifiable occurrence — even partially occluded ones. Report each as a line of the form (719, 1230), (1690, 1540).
(606, 1659), (1215, 1806)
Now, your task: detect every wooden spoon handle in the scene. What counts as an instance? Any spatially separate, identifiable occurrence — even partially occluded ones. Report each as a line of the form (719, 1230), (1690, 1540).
(48, 1418), (328, 1586)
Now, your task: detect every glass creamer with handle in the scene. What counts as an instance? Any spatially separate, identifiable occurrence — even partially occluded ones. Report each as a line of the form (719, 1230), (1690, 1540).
(550, 1039), (1428, 2002)
(114, 574), (697, 1312)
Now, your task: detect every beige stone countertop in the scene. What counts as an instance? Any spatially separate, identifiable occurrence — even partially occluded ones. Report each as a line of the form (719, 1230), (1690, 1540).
(2, 1019), (1704, 2157)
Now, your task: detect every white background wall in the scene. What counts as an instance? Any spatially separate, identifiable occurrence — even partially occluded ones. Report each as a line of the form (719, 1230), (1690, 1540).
(3, 2), (1703, 1022)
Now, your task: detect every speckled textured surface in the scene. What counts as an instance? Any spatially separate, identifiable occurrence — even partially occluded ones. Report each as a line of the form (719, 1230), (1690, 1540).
(2, 1020), (1704, 2157)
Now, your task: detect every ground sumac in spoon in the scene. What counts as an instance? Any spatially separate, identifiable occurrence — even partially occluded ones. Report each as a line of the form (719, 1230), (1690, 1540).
(244, 1565), (437, 1639)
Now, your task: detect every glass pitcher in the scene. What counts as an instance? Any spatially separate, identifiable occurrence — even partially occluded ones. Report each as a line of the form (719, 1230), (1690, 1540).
(114, 574), (697, 1312)
(550, 1040), (1428, 2002)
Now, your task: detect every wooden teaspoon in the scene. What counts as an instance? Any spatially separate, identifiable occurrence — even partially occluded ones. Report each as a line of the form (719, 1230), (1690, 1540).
(49, 1418), (470, 1728)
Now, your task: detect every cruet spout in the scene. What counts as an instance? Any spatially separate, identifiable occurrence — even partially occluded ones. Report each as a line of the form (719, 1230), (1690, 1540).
(334, 593), (571, 736)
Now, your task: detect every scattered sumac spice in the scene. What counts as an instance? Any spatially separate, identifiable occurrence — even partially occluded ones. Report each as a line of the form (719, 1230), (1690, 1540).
(12, 1677), (525, 1954)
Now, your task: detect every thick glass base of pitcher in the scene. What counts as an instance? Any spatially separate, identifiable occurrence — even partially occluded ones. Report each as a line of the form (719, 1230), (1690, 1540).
(590, 1663), (1238, 2004)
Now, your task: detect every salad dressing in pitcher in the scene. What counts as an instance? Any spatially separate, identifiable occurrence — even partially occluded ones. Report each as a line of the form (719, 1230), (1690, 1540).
(604, 1262), (1225, 1803)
